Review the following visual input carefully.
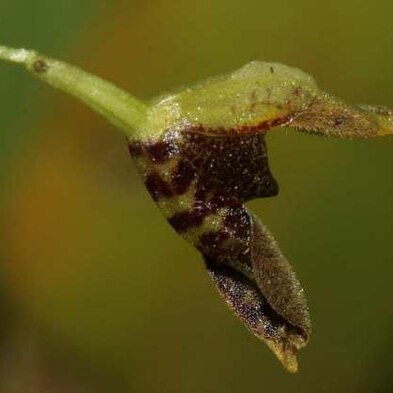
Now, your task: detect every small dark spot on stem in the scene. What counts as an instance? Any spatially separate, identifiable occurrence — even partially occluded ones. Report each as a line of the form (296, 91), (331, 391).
(270, 66), (274, 74)
(33, 59), (49, 74)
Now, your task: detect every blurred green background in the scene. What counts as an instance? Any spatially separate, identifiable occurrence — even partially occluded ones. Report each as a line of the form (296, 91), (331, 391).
(0, 0), (392, 392)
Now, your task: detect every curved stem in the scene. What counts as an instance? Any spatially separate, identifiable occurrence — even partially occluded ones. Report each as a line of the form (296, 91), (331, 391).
(0, 45), (148, 140)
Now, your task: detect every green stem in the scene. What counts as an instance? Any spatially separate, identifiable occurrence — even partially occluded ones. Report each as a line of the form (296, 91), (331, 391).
(0, 45), (148, 139)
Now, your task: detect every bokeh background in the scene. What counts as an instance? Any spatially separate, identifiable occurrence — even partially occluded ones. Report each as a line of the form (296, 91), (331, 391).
(0, 1), (392, 392)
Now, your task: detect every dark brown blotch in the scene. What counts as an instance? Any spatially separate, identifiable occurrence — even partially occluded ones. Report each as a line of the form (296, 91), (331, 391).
(146, 140), (176, 163)
(199, 231), (230, 257)
(168, 210), (206, 232)
(194, 177), (210, 201)
(171, 159), (196, 195)
(144, 172), (173, 201)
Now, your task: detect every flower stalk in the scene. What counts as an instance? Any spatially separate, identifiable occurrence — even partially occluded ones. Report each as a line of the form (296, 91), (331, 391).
(0, 45), (148, 139)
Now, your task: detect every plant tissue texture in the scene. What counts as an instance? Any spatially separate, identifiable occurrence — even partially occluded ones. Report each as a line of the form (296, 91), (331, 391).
(1, 47), (392, 372)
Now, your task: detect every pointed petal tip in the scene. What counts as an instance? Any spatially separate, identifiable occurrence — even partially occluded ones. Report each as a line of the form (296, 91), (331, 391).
(258, 324), (308, 373)
(266, 337), (303, 373)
